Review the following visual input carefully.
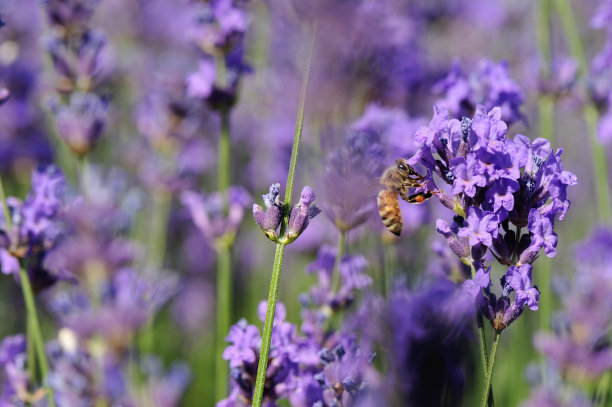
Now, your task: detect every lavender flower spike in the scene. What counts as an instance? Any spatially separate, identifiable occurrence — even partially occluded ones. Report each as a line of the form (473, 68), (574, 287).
(286, 186), (321, 244)
(253, 183), (283, 242)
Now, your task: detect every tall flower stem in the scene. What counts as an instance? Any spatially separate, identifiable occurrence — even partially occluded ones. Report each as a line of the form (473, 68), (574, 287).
(140, 187), (171, 354)
(480, 331), (501, 407)
(27, 315), (37, 382)
(213, 54), (233, 400)
(252, 242), (286, 407)
(537, 0), (555, 335)
(471, 263), (494, 407)
(0, 176), (55, 406)
(217, 110), (231, 192)
(19, 265), (56, 407)
(214, 243), (231, 402)
(251, 23), (316, 407)
(331, 230), (345, 292)
(554, 0), (612, 224)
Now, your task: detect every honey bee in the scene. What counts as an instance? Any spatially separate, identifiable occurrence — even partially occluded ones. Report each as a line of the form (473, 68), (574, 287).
(377, 158), (434, 236)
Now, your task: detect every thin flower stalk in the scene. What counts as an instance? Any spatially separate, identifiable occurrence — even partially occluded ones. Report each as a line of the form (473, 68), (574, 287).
(481, 331), (501, 407)
(0, 176), (55, 406)
(252, 23), (316, 407)
(554, 0), (612, 224)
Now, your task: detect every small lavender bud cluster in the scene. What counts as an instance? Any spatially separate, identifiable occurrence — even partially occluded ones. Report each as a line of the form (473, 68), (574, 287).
(253, 184), (320, 244)
(433, 59), (525, 125)
(41, 0), (110, 157)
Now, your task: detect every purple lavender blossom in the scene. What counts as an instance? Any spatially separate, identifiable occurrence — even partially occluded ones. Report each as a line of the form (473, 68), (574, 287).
(457, 207), (499, 247)
(434, 59), (525, 124)
(182, 186), (251, 247)
(357, 278), (473, 407)
(51, 92), (108, 157)
(529, 228), (612, 378)
(0, 334), (34, 406)
(409, 105), (574, 330)
(0, 165), (68, 291)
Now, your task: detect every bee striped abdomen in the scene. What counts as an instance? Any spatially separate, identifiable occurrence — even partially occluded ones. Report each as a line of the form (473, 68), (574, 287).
(377, 189), (402, 236)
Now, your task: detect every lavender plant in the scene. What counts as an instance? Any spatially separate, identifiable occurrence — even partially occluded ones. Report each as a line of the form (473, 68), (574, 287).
(405, 103), (576, 405)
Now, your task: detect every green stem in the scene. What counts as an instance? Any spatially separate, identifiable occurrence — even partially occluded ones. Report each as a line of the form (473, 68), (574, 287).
(480, 331), (501, 407)
(283, 24), (316, 208)
(554, 0), (612, 224)
(331, 231), (345, 292)
(471, 264), (494, 407)
(27, 315), (37, 383)
(215, 244), (231, 402)
(595, 371), (611, 407)
(19, 265), (55, 407)
(146, 190), (171, 270)
(0, 176), (11, 229)
(537, 0), (556, 337)
(140, 189), (171, 354)
(252, 243), (285, 407)
(217, 110), (231, 192)
(251, 23), (317, 407)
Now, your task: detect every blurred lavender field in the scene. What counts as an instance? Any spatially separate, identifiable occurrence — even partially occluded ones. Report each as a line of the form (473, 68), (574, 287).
(1, 0), (612, 406)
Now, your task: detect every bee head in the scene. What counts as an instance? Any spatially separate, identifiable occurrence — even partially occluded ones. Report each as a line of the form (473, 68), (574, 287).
(395, 159), (410, 175)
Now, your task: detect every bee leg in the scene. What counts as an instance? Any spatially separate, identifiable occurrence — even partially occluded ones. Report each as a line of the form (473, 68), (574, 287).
(406, 191), (434, 204)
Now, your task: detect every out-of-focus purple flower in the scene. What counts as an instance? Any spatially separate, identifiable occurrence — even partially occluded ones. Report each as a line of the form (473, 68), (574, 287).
(48, 268), (178, 352)
(527, 228), (612, 380)
(318, 124), (386, 233)
(40, 0), (102, 29)
(590, 1), (612, 143)
(0, 88), (9, 105)
(302, 245), (372, 321)
(357, 278), (473, 407)
(182, 186), (251, 247)
(0, 334), (39, 406)
(0, 165), (68, 291)
(434, 59), (525, 125)
(186, 0), (252, 108)
(219, 301), (298, 407)
(51, 92), (108, 157)
(43, 199), (137, 281)
(186, 59), (216, 99)
(143, 358), (191, 407)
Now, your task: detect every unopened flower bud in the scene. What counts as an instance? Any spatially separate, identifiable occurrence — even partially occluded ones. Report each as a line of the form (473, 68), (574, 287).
(286, 186), (320, 244)
(253, 183), (284, 242)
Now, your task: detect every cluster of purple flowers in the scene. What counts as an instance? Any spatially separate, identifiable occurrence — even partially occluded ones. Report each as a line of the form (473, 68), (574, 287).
(186, 0), (251, 109)
(0, 3), (54, 171)
(182, 186), (251, 247)
(219, 249), (373, 407)
(591, 0), (612, 143)
(41, 0), (111, 156)
(0, 165), (68, 291)
(350, 277), (474, 407)
(522, 228), (612, 406)
(433, 59), (525, 125)
(408, 104), (576, 330)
